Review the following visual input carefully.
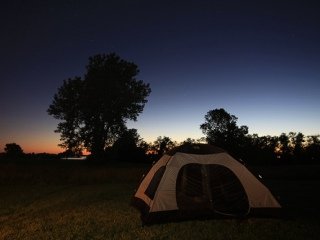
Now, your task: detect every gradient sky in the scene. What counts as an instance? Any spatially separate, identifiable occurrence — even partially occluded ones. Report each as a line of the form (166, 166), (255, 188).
(1, 0), (320, 153)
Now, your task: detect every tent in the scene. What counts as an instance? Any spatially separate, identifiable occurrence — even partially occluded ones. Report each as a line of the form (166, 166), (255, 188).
(131, 144), (281, 224)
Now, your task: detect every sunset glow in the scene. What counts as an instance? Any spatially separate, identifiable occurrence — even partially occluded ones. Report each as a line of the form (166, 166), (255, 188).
(1, 1), (319, 154)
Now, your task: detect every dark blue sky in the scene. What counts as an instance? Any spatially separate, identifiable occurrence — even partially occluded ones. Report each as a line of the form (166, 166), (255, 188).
(1, 0), (319, 153)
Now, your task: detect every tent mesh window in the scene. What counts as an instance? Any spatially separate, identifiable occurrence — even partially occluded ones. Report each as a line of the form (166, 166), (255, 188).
(207, 164), (249, 216)
(176, 164), (249, 216)
(176, 164), (210, 210)
(145, 166), (166, 200)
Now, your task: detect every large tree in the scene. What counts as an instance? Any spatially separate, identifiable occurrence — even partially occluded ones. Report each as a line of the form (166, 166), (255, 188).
(200, 108), (248, 155)
(48, 53), (151, 159)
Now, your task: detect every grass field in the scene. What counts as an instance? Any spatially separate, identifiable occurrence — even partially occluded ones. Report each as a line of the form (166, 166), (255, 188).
(0, 160), (320, 240)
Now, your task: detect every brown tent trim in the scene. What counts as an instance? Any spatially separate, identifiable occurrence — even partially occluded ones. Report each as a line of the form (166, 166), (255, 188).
(131, 196), (283, 225)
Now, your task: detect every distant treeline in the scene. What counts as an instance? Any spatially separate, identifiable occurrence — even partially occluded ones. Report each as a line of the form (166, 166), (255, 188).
(1, 131), (320, 165)
(237, 133), (320, 164)
(199, 108), (320, 165)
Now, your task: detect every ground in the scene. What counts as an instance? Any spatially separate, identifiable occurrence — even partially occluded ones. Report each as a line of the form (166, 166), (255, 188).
(0, 160), (319, 240)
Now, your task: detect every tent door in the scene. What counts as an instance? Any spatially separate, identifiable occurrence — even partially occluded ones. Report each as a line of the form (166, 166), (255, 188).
(176, 164), (250, 216)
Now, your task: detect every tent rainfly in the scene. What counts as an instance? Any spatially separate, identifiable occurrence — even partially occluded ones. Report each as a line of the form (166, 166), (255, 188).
(131, 144), (281, 224)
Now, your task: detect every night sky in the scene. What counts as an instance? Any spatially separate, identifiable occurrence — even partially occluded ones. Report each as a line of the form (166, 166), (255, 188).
(1, 0), (320, 153)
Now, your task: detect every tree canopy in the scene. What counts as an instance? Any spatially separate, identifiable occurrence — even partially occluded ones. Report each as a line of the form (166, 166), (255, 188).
(48, 53), (151, 159)
(200, 108), (248, 155)
(48, 77), (83, 156)
(111, 128), (147, 162)
(152, 136), (176, 156)
(4, 143), (24, 159)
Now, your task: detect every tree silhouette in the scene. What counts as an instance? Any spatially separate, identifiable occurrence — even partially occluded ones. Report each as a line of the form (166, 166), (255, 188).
(48, 53), (151, 159)
(111, 128), (147, 161)
(305, 135), (320, 161)
(152, 136), (176, 157)
(200, 108), (248, 156)
(289, 132), (305, 161)
(278, 133), (291, 160)
(244, 134), (279, 163)
(4, 143), (24, 159)
(181, 138), (197, 145)
(47, 77), (83, 156)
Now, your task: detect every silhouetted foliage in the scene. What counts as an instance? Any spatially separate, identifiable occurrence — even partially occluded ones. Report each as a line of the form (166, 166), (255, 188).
(47, 77), (83, 156)
(181, 138), (197, 145)
(200, 108), (248, 157)
(291, 132), (305, 161)
(198, 108), (320, 164)
(111, 128), (148, 162)
(305, 135), (320, 162)
(152, 136), (176, 157)
(48, 53), (151, 160)
(181, 137), (206, 145)
(243, 134), (279, 164)
(26, 153), (61, 161)
(4, 143), (24, 159)
(278, 133), (291, 161)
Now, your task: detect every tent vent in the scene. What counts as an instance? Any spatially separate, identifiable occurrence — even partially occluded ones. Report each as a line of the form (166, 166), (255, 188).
(145, 166), (166, 200)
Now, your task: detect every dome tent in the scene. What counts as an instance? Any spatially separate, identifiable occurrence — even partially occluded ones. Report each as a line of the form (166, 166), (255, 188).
(131, 144), (281, 224)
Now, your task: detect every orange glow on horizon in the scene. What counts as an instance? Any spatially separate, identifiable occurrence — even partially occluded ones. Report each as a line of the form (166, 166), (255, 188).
(2, 145), (91, 155)
(1, 137), (89, 155)
(22, 146), (62, 154)
(1, 140), (61, 155)
(22, 146), (91, 155)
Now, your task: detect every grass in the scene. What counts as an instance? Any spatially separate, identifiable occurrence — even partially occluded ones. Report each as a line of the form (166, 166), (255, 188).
(0, 160), (320, 239)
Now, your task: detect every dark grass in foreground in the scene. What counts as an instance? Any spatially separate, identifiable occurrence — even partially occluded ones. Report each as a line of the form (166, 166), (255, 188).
(0, 160), (320, 240)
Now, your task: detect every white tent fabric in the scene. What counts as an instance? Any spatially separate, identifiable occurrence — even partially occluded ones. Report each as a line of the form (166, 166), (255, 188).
(132, 145), (281, 223)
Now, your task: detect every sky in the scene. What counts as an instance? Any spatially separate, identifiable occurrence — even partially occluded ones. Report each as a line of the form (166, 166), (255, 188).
(1, 0), (320, 153)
